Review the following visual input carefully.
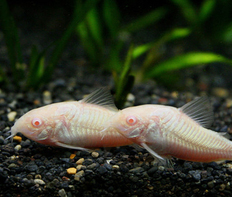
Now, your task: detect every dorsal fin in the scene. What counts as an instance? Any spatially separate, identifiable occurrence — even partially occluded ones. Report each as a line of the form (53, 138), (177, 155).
(81, 87), (118, 112)
(179, 96), (214, 128)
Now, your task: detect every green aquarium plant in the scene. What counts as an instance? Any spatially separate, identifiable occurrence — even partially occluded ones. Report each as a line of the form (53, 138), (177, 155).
(76, 0), (232, 106)
(113, 45), (135, 109)
(0, 0), (24, 83)
(170, 0), (232, 45)
(0, 0), (99, 89)
(76, 0), (167, 106)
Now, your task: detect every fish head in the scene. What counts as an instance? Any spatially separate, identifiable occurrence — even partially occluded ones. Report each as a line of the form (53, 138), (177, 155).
(109, 106), (150, 142)
(8, 105), (56, 143)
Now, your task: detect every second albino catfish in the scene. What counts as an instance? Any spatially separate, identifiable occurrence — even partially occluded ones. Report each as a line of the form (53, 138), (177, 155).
(106, 95), (232, 163)
(8, 88), (232, 163)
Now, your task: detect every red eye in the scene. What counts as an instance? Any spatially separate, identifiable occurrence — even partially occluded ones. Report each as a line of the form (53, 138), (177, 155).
(126, 116), (137, 125)
(32, 118), (42, 127)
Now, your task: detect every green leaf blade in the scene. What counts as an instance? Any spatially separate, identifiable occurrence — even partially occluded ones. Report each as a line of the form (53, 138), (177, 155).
(103, 0), (121, 38)
(123, 7), (167, 33)
(146, 52), (232, 78)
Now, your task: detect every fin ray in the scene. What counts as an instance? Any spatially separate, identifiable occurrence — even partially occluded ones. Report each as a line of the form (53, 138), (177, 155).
(179, 96), (214, 128)
(82, 87), (118, 112)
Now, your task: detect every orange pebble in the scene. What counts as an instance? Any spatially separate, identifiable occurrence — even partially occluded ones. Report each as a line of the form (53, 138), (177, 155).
(33, 99), (41, 105)
(70, 154), (76, 159)
(13, 136), (22, 143)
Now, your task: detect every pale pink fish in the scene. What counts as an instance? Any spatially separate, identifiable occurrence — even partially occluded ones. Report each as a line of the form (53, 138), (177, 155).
(105, 97), (232, 163)
(7, 88), (132, 150)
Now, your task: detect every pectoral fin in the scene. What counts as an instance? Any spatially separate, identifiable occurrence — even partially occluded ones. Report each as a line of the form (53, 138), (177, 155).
(55, 141), (90, 151)
(141, 142), (164, 161)
(141, 143), (174, 168)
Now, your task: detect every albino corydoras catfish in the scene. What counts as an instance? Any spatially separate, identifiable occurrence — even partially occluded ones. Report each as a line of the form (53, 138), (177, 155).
(105, 97), (232, 163)
(7, 88), (132, 150)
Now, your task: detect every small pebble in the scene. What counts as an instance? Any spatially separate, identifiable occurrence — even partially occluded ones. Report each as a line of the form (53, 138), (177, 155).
(76, 165), (83, 170)
(58, 188), (67, 197)
(13, 136), (22, 143)
(226, 99), (232, 108)
(127, 93), (135, 103)
(189, 170), (201, 181)
(67, 167), (77, 175)
(219, 183), (226, 191)
(43, 91), (52, 104)
(207, 180), (215, 188)
(158, 166), (165, 171)
(70, 154), (76, 159)
(87, 163), (97, 170)
(7, 111), (17, 121)
(34, 179), (45, 185)
(82, 159), (93, 165)
(69, 185), (75, 190)
(91, 151), (99, 158)
(74, 170), (84, 181)
(25, 163), (38, 172)
(33, 99), (40, 105)
(35, 174), (42, 179)
(97, 166), (107, 174)
(8, 100), (17, 108)
(10, 155), (17, 160)
(14, 144), (21, 151)
(21, 139), (31, 147)
(129, 167), (144, 173)
(112, 165), (120, 170)
(212, 87), (229, 98)
(8, 163), (18, 168)
(76, 158), (84, 165)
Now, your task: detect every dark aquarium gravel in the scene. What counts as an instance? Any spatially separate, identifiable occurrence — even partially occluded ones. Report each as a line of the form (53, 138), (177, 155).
(1, 68), (232, 197)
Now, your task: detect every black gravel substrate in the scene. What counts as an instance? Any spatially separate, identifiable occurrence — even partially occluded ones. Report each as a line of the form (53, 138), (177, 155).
(1, 67), (232, 197)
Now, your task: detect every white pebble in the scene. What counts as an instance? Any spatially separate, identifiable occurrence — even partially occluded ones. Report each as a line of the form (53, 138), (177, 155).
(7, 111), (17, 121)
(43, 90), (52, 104)
(34, 179), (45, 185)
(127, 93), (135, 102)
(14, 145), (21, 151)
(91, 152), (99, 158)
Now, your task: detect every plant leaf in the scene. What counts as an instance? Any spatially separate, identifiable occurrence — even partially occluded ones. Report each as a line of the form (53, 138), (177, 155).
(132, 28), (191, 59)
(114, 44), (134, 108)
(103, 0), (120, 38)
(77, 21), (100, 64)
(145, 52), (232, 78)
(171, 0), (197, 25)
(86, 8), (104, 48)
(0, 0), (24, 81)
(123, 7), (167, 33)
(199, 0), (216, 24)
(44, 0), (100, 82)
